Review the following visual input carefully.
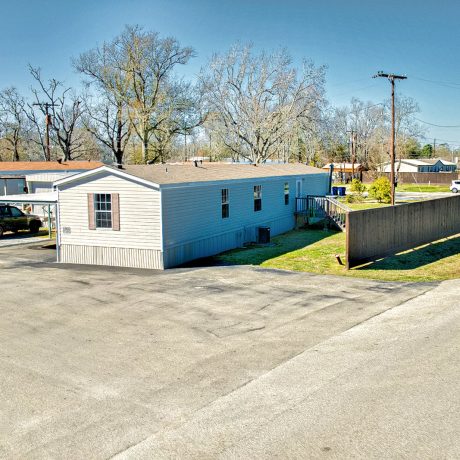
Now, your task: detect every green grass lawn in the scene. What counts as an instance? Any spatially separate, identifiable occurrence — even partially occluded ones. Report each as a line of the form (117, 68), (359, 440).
(342, 202), (391, 211)
(334, 182), (452, 193)
(216, 229), (460, 282)
(395, 184), (451, 193)
(38, 228), (56, 238)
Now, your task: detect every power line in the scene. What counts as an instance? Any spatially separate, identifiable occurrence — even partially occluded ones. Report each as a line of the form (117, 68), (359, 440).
(411, 116), (460, 128)
(410, 75), (460, 89)
(416, 134), (460, 146)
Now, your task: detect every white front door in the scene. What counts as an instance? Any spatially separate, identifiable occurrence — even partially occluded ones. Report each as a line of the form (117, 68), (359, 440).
(296, 179), (302, 198)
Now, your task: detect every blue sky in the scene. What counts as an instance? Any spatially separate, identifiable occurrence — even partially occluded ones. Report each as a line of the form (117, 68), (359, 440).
(2, 0), (460, 147)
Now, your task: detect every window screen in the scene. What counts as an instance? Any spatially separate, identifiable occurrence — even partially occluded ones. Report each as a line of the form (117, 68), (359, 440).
(254, 185), (262, 212)
(94, 194), (112, 228)
(222, 189), (229, 218)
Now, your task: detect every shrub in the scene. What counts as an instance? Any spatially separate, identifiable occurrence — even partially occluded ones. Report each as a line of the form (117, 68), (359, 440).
(345, 193), (365, 204)
(368, 177), (391, 203)
(350, 178), (366, 193)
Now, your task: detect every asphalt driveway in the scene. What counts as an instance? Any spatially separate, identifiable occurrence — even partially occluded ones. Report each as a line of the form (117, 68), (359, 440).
(0, 243), (458, 459)
(0, 231), (50, 248)
(396, 190), (452, 201)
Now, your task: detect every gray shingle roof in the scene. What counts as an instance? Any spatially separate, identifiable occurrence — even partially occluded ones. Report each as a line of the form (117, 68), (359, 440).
(118, 163), (325, 185)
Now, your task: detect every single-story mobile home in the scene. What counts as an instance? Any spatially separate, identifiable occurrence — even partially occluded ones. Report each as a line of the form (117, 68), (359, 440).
(55, 163), (330, 269)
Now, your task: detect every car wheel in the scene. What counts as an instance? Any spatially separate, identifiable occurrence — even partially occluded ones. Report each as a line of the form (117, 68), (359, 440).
(29, 222), (40, 234)
(452, 188), (458, 193)
(0, 226), (4, 238)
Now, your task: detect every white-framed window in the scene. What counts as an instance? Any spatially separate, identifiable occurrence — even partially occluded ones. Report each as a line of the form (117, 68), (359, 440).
(284, 182), (289, 205)
(222, 188), (229, 218)
(254, 185), (262, 212)
(94, 193), (112, 228)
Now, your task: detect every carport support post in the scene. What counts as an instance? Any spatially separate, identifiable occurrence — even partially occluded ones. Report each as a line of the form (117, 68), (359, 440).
(47, 204), (51, 239)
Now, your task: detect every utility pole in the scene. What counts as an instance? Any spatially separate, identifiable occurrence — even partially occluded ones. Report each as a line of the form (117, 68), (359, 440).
(373, 71), (407, 205)
(33, 102), (58, 161)
(346, 130), (356, 180)
(433, 138), (436, 158)
(352, 132), (357, 179)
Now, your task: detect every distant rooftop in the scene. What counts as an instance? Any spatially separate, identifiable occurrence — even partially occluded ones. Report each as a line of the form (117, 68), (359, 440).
(382, 158), (458, 166)
(322, 163), (363, 170)
(0, 161), (103, 172)
(418, 158), (456, 165)
(117, 162), (325, 185)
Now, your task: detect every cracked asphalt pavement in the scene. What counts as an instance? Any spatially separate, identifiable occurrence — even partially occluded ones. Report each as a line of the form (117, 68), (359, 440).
(0, 243), (459, 459)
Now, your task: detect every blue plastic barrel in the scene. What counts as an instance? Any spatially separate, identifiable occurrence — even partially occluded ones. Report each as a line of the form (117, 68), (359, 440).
(332, 186), (338, 195)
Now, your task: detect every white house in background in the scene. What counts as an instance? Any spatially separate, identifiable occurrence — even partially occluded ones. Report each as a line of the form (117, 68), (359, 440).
(380, 158), (457, 173)
(54, 163), (329, 269)
(26, 172), (76, 194)
(25, 173), (80, 218)
(0, 161), (103, 196)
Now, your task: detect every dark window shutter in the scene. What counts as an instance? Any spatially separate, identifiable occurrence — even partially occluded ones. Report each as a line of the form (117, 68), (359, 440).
(88, 193), (95, 230)
(112, 193), (120, 231)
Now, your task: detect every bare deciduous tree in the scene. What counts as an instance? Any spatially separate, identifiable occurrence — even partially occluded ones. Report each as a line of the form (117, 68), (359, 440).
(200, 44), (326, 163)
(74, 35), (132, 165)
(348, 98), (385, 168)
(75, 25), (196, 163)
(23, 104), (50, 160)
(0, 87), (27, 161)
(29, 66), (85, 161)
(82, 93), (131, 165)
(149, 80), (206, 163)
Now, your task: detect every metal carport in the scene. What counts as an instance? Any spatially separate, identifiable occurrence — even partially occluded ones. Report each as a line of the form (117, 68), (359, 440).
(0, 191), (58, 240)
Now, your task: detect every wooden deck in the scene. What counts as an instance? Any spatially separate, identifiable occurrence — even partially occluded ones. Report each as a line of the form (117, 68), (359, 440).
(295, 196), (352, 231)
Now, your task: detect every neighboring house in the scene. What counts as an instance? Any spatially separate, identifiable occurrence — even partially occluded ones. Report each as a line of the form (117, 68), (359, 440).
(0, 161), (103, 196)
(380, 158), (457, 173)
(25, 173), (79, 217)
(421, 158), (457, 172)
(54, 163), (329, 269)
(322, 163), (363, 182)
(26, 173), (77, 194)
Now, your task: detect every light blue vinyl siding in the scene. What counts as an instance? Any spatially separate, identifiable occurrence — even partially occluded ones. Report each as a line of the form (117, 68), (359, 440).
(162, 173), (328, 267)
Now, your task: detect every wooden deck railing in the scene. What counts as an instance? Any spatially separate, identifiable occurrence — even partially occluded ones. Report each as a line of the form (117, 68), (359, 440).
(295, 196), (352, 230)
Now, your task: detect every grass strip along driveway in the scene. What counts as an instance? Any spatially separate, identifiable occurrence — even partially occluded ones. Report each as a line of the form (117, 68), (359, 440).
(216, 230), (460, 282)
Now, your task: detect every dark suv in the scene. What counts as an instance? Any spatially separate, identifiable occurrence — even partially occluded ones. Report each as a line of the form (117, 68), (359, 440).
(0, 205), (42, 237)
